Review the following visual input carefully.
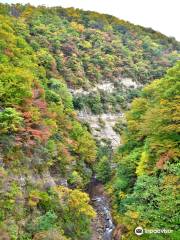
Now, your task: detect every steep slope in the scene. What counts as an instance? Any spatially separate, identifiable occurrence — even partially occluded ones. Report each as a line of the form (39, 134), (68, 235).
(0, 10), (97, 240)
(0, 4), (179, 149)
(0, 3), (179, 240)
(111, 62), (180, 240)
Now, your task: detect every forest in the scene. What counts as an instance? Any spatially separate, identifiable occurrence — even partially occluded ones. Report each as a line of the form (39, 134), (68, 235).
(0, 3), (179, 240)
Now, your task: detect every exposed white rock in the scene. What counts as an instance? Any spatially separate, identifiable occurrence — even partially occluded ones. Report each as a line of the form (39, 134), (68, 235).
(69, 88), (89, 95)
(78, 111), (124, 148)
(69, 78), (138, 148)
(70, 78), (141, 98)
(69, 82), (114, 96)
(120, 77), (140, 88)
(96, 82), (114, 92)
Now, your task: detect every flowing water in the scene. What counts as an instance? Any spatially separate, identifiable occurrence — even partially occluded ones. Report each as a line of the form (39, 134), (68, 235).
(88, 176), (115, 240)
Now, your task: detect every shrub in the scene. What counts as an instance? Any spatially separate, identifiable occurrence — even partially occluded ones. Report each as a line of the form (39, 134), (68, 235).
(0, 108), (23, 133)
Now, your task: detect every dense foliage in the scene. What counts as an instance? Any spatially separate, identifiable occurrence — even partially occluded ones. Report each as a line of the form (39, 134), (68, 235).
(111, 62), (180, 239)
(0, 3), (179, 90)
(0, 2), (178, 115)
(0, 3), (179, 239)
(0, 5), (97, 239)
(73, 85), (140, 114)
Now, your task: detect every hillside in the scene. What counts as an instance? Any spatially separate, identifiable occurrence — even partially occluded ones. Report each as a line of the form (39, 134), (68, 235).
(110, 62), (180, 239)
(0, 3), (179, 240)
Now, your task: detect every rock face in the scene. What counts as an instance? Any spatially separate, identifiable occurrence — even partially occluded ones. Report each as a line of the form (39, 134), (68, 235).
(120, 78), (140, 88)
(69, 82), (115, 96)
(78, 111), (123, 148)
(17, 171), (67, 190)
(70, 78), (139, 148)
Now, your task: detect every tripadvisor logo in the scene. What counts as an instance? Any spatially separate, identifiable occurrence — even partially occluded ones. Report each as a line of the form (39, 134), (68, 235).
(135, 227), (144, 236)
(135, 226), (173, 236)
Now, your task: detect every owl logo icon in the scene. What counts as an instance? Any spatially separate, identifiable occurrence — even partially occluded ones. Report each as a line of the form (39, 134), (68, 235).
(135, 227), (144, 236)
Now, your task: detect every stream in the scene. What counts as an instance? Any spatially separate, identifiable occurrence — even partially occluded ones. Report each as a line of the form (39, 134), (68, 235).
(88, 176), (115, 240)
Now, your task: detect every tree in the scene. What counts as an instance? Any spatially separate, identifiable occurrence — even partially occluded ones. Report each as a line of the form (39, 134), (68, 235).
(0, 108), (23, 133)
(111, 62), (180, 239)
(95, 156), (111, 183)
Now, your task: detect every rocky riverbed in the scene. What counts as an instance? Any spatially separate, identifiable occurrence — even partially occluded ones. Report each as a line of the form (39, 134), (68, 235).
(88, 176), (114, 240)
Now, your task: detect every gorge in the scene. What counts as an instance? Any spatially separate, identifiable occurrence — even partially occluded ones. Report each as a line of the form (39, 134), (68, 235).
(0, 3), (179, 240)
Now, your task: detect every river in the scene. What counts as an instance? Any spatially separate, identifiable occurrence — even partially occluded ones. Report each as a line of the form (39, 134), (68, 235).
(88, 176), (115, 240)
